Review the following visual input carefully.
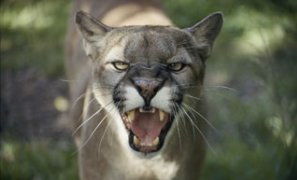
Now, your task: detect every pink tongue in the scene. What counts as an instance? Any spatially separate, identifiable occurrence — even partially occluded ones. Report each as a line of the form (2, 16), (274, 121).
(131, 109), (167, 142)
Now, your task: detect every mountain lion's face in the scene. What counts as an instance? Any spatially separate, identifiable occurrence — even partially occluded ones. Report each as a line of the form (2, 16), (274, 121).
(76, 12), (222, 155)
(93, 27), (205, 154)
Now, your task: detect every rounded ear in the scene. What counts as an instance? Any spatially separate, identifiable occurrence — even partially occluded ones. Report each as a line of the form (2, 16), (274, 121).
(185, 12), (223, 59)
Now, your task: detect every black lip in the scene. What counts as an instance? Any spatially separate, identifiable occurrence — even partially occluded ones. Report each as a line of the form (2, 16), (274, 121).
(128, 114), (174, 153)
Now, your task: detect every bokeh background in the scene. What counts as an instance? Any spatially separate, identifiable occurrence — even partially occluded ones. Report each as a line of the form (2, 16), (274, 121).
(1, 0), (296, 179)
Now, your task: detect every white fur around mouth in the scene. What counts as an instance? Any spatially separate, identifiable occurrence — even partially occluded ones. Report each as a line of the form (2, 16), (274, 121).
(122, 107), (173, 153)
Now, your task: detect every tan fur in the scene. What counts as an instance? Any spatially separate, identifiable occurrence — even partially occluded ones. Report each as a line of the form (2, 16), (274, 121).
(65, 0), (222, 179)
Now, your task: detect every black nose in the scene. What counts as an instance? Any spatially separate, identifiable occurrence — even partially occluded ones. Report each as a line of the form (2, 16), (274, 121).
(131, 77), (163, 104)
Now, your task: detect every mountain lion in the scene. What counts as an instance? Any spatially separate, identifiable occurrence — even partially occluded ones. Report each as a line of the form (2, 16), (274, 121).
(65, 0), (223, 179)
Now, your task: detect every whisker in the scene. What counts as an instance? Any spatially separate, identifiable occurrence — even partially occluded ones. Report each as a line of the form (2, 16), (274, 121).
(78, 104), (116, 152)
(183, 104), (197, 139)
(72, 101), (113, 136)
(71, 93), (87, 109)
(172, 103), (183, 152)
(59, 78), (75, 82)
(205, 85), (237, 93)
(173, 87), (187, 146)
(172, 84), (203, 88)
(179, 104), (196, 140)
(182, 103), (219, 134)
(172, 84), (237, 94)
(97, 102), (120, 155)
(181, 105), (216, 154)
(185, 94), (201, 102)
(97, 117), (112, 155)
(93, 92), (113, 97)
(179, 103), (190, 137)
(72, 97), (96, 136)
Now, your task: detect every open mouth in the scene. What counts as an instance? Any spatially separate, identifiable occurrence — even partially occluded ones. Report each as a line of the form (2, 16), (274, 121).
(122, 107), (173, 154)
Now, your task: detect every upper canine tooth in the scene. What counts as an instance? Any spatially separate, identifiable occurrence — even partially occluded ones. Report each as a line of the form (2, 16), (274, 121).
(159, 110), (165, 122)
(152, 137), (159, 146)
(127, 110), (135, 122)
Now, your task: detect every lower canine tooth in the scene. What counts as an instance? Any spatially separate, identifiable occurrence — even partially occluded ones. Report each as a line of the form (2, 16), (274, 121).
(159, 110), (165, 122)
(133, 136), (140, 145)
(152, 137), (159, 146)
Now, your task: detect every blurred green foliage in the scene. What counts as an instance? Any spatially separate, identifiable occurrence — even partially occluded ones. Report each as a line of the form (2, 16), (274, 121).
(1, 0), (296, 179)
(0, 139), (78, 180)
(0, 0), (70, 77)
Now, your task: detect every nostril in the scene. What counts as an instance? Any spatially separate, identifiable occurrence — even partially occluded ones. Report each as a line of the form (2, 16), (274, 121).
(132, 77), (163, 102)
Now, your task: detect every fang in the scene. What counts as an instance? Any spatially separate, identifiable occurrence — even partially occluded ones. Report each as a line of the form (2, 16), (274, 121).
(127, 110), (135, 122)
(133, 136), (140, 145)
(153, 137), (159, 146)
(159, 110), (165, 122)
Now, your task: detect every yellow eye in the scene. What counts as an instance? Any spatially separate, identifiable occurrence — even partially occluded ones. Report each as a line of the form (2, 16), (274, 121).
(167, 62), (185, 72)
(112, 61), (129, 71)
